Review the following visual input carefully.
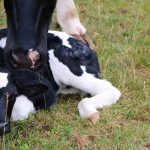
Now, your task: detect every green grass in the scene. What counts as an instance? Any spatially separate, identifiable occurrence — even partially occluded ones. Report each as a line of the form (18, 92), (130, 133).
(0, 0), (150, 149)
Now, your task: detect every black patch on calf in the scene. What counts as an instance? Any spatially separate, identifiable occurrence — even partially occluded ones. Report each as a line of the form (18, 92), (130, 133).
(9, 69), (49, 97)
(68, 38), (91, 60)
(0, 48), (5, 68)
(47, 33), (63, 47)
(0, 28), (7, 39)
(9, 67), (58, 109)
(81, 51), (101, 78)
(29, 87), (56, 110)
(31, 64), (58, 109)
(53, 46), (84, 76)
(67, 38), (101, 78)
(39, 60), (59, 92)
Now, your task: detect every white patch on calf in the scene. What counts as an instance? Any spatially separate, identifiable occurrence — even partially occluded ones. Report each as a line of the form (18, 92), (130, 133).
(48, 49), (80, 86)
(48, 30), (72, 48)
(0, 37), (6, 48)
(11, 95), (36, 121)
(0, 73), (8, 88)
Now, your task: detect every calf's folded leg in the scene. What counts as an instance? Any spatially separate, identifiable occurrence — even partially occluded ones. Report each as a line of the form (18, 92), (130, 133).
(77, 78), (121, 124)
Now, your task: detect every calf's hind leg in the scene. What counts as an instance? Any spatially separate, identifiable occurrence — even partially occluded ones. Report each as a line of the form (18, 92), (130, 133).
(73, 74), (121, 124)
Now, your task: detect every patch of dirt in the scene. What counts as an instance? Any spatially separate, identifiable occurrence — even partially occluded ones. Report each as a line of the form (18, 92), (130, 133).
(136, 68), (150, 83)
(119, 23), (129, 29)
(70, 132), (97, 150)
(42, 124), (51, 131)
(119, 8), (128, 14)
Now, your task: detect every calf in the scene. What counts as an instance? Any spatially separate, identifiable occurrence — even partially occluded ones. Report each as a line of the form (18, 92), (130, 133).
(0, 29), (121, 135)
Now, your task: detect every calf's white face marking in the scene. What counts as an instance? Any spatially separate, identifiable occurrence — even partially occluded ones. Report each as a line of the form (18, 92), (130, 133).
(0, 37), (6, 48)
(0, 73), (8, 88)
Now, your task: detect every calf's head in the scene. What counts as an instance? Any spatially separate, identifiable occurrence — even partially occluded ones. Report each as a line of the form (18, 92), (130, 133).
(4, 0), (56, 70)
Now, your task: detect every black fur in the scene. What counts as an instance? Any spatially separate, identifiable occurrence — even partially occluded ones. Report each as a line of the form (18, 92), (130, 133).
(0, 28), (7, 39)
(4, 0), (56, 69)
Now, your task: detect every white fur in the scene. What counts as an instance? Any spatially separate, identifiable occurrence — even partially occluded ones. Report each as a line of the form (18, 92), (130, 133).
(48, 31), (72, 48)
(0, 37), (6, 48)
(56, 0), (86, 35)
(0, 73), (8, 88)
(49, 50), (121, 119)
(11, 95), (36, 121)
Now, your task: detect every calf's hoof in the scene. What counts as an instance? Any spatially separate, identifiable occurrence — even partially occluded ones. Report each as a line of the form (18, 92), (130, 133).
(78, 99), (99, 124)
(88, 112), (100, 124)
(0, 121), (11, 136)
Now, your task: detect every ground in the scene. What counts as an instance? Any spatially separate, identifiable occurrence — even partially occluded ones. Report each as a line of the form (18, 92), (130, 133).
(0, 0), (150, 149)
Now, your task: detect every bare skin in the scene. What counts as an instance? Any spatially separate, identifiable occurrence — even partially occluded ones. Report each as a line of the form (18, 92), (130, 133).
(28, 49), (40, 68)
(88, 112), (100, 124)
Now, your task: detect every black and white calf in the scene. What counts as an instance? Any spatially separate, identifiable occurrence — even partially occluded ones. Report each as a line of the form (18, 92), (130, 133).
(0, 29), (121, 135)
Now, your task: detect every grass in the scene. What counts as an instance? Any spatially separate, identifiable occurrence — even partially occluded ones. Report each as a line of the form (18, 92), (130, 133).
(0, 0), (150, 149)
